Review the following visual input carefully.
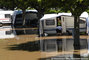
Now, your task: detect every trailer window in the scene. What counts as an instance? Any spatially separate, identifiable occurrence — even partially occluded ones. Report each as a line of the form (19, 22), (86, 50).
(46, 19), (55, 26)
(5, 14), (11, 18)
(79, 20), (86, 24)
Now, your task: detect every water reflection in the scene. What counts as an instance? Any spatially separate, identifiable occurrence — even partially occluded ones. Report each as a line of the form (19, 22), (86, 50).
(15, 27), (37, 35)
(40, 37), (89, 60)
(0, 25), (38, 39)
(0, 25), (16, 39)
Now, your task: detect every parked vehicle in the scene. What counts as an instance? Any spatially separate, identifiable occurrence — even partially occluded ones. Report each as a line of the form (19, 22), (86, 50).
(40, 12), (88, 36)
(12, 10), (38, 27)
(40, 14), (58, 36)
(0, 10), (14, 25)
(61, 15), (87, 34)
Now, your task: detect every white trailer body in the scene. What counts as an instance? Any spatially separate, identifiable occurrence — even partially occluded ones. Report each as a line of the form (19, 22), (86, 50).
(61, 16), (86, 34)
(40, 14), (58, 36)
(0, 11), (14, 24)
(40, 12), (88, 36)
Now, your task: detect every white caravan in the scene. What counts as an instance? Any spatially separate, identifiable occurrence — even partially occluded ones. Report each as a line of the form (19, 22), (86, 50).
(40, 12), (88, 36)
(40, 14), (58, 36)
(0, 10), (14, 24)
(61, 12), (88, 34)
(61, 16), (87, 34)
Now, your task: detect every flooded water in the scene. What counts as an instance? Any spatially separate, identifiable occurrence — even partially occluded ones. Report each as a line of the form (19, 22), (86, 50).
(0, 25), (89, 60)
(0, 25), (16, 39)
(40, 37), (89, 60)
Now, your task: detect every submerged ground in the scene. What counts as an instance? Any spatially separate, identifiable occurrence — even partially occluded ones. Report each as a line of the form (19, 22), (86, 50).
(0, 27), (89, 60)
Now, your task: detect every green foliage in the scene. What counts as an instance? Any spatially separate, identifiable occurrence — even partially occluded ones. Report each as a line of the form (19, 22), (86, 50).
(61, 0), (89, 16)
(86, 10), (89, 14)
(14, 0), (29, 10)
(45, 9), (64, 14)
(0, 0), (15, 10)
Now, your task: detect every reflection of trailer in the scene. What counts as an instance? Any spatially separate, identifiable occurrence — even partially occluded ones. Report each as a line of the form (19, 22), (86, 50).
(40, 38), (88, 59)
(0, 26), (16, 39)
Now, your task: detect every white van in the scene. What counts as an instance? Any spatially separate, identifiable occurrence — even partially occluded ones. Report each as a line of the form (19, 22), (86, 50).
(0, 10), (14, 24)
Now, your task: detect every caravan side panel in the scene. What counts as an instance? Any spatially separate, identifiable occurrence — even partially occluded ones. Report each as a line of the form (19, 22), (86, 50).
(61, 16), (74, 33)
(43, 18), (57, 34)
(61, 16), (86, 34)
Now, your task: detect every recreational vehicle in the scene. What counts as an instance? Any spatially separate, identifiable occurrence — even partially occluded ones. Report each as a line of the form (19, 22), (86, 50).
(61, 12), (88, 34)
(61, 15), (87, 34)
(0, 11), (14, 25)
(40, 14), (58, 36)
(12, 10), (38, 27)
(40, 12), (88, 36)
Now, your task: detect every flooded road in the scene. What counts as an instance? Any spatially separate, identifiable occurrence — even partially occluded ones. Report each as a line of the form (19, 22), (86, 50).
(0, 25), (89, 60)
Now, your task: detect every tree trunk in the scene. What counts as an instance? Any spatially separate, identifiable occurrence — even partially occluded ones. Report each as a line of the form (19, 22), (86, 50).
(37, 11), (44, 21)
(74, 16), (80, 50)
(22, 9), (26, 26)
(37, 10), (44, 36)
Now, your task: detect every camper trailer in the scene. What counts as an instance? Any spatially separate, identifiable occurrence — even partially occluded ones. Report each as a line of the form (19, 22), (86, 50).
(40, 12), (88, 36)
(61, 15), (87, 34)
(12, 10), (38, 27)
(0, 11), (14, 25)
(40, 14), (58, 36)
(61, 12), (88, 34)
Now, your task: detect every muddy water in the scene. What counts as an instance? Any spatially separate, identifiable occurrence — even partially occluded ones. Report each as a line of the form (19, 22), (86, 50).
(0, 26), (89, 60)
(40, 36), (89, 60)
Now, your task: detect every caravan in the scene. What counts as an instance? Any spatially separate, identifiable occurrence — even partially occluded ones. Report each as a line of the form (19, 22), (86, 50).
(61, 12), (88, 34)
(0, 10), (14, 25)
(40, 14), (58, 36)
(12, 10), (38, 27)
(40, 12), (88, 36)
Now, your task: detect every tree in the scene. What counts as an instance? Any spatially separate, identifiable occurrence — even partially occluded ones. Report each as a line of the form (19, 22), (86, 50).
(0, 0), (15, 10)
(14, 0), (30, 26)
(60, 0), (89, 49)
(29, 0), (62, 19)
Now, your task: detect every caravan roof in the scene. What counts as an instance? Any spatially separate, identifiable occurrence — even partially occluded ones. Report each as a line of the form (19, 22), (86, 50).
(14, 10), (37, 15)
(58, 12), (89, 18)
(80, 12), (88, 18)
(58, 13), (72, 16)
(40, 12), (89, 20)
(40, 14), (58, 20)
(0, 11), (14, 15)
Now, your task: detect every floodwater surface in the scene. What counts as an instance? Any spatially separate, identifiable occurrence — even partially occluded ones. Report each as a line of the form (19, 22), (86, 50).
(0, 26), (89, 60)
